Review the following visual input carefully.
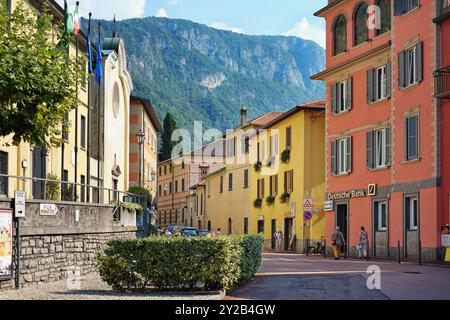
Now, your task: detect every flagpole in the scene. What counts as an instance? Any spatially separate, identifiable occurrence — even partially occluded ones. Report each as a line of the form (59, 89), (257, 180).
(97, 22), (102, 203)
(87, 12), (92, 203)
(74, 1), (80, 191)
(61, 0), (68, 200)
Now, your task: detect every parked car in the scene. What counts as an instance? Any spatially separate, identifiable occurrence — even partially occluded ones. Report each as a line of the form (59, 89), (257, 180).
(163, 225), (184, 237)
(198, 229), (215, 237)
(180, 227), (198, 237)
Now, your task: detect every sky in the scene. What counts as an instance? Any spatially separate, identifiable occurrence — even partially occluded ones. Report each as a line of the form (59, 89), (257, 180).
(57, 0), (327, 48)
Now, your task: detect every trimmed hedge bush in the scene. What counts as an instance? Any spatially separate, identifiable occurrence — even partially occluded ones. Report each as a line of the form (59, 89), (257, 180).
(97, 234), (264, 292)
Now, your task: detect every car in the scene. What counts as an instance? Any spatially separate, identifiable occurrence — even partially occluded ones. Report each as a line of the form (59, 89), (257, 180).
(180, 227), (198, 237)
(163, 225), (184, 236)
(198, 229), (214, 237)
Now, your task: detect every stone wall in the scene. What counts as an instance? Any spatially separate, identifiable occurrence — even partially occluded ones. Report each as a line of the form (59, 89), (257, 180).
(0, 199), (138, 291)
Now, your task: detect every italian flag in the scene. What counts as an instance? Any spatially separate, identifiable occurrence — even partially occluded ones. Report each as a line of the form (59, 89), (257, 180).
(73, 4), (80, 37)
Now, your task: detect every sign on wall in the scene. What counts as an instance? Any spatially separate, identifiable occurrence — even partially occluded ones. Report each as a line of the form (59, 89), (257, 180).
(303, 198), (313, 211)
(0, 209), (13, 280)
(324, 201), (334, 212)
(15, 190), (26, 218)
(39, 204), (59, 216)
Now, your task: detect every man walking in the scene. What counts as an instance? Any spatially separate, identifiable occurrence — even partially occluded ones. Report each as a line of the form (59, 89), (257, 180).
(331, 226), (345, 260)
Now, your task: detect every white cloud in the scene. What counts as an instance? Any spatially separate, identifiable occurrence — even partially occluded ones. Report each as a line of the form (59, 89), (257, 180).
(155, 8), (169, 18)
(284, 18), (325, 48)
(167, 0), (180, 5)
(210, 22), (243, 34)
(56, 0), (147, 20)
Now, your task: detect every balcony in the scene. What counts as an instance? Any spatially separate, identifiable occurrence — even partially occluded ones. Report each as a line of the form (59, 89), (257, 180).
(434, 67), (450, 99)
(434, 0), (450, 23)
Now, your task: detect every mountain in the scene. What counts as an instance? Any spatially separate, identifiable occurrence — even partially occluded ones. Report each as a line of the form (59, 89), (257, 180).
(82, 17), (325, 132)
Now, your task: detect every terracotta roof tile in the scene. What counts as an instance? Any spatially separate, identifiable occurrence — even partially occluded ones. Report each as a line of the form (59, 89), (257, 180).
(250, 112), (285, 126)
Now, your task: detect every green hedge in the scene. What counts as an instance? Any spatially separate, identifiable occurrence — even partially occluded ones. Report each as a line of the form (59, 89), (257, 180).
(97, 234), (264, 292)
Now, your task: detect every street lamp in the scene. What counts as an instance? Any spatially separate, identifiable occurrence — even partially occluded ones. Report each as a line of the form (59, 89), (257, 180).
(136, 129), (146, 187)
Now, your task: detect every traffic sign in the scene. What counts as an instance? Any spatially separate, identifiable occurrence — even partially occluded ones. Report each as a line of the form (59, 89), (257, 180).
(304, 212), (312, 221)
(15, 190), (26, 218)
(303, 198), (313, 210)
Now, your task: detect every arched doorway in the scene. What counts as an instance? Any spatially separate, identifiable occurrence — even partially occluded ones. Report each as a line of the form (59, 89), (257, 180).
(208, 221), (212, 231)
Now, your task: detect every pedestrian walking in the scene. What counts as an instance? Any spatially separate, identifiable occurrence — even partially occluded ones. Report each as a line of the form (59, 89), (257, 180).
(274, 230), (283, 252)
(331, 226), (345, 260)
(357, 226), (368, 259)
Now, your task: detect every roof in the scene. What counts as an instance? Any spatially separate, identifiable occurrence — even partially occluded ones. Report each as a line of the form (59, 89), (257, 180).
(249, 112), (285, 126)
(263, 100), (326, 129)
(314, 0), (346, 17)
(131, 96), (163, 133)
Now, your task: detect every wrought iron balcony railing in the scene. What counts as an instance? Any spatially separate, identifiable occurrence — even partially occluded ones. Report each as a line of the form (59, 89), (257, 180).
(434, 67), (450, 99)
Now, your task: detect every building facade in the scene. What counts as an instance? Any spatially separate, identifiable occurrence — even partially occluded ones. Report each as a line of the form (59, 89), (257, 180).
(250, 101), (326, 253)
(313, 0), (448, 261)
(129, 96), (163, 204)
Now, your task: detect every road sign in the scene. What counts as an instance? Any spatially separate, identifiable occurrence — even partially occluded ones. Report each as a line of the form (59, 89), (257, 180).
(324, 200), (334, 212)
(14, 190), (26, 218)
(39, 204), (59, 216)
(304, 212), (312, 221)
(303, 198), (313, 210)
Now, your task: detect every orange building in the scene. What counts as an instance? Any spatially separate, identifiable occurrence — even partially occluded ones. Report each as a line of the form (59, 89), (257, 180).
(129, 96), (163, 204)
(313, 0), (448, 261)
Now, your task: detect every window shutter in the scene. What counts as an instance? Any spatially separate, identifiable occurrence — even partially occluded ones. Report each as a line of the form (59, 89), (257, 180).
(286, 127), (292, 149)
(331, 83), (337, 114)
(386, 62), (392, 98)
(374, 203), (379, 231)
(346, 137), (352, 173)
(261, 179), (265, 198)
(331, 140), (337, 176)
(257, 179), (260, 199)
(405, 198), (411, 230)
(398, 51), (405, 88)
(346, 77), (353, 110)
(284, 172), (288, 193)
(290, 170), (294, 193)
(275, 174), (278, 195)
(366, 131), (374, 169)
(416, 41), (423, 82)
(367, 69), (374, 103)
(394, 0), (405, 16)
(385, 127), (392, 166)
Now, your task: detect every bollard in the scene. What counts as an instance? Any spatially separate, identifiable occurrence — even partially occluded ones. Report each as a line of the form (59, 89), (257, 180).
(397, 241), (401, 264)
(366, 240), (370, 261)
(419, 240), (422, 265)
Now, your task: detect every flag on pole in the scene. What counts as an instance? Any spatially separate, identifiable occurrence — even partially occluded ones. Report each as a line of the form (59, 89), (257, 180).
(73, 2), (80, 37)
(87, 13), (93, 74)
(57, 0), (74, 48)
(95, 23), (103, 84)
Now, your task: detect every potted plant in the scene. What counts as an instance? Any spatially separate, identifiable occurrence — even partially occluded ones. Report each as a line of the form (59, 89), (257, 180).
(281, 149), (291, 163)
(280, 192), (291, 204)
(254, 161), (262, 172)
(254, 198), (263, 208)
(266, 195), (275, 206)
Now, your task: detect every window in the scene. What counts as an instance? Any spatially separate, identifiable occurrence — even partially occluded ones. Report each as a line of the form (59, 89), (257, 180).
(333, 15), (347, 55)
(367, 128), (391, 169)
(284, 170), (294, 193)
(257, 141), (266, 162)
(243, 169), (249, 188)
(243, 136), (250, 154)
(182, 161), (185, 169)
(220, 176), (224, 193)
(286, 127), (292, 149)
(80, 175), (86, 203)
(374, 201), (388, 231)
(377, 0), (391, 35)
(228, 173), (233, 191)
(164, 166), (167, 175)
(169, 164), (172, 174)
(80, 115), (86, 149)
(270, 175), (278, 197)
(257, 179), (265, 199)
(270, 133), (279, 158)
(0, 151), (8, 196)
(331, 78), (353, 114)
(169, 182), (172, 194)
(226, 137), (236, 158)
(405, 115), (419, 161)
(368, 63), (391, 103)
(394, 0), (419, 16)
(244, 218), (249, 234)
(159, 185), (162, 197)
(159, 167), (162, 176)
(257, 219), (264, 234)
(399, 42), (423, 88)
(182, 179), (185, 192)
(354, 2), (369, 46)
(175, 180), (178, 193)
(331, 137), (353, 175)
(405, 196), (419, 230)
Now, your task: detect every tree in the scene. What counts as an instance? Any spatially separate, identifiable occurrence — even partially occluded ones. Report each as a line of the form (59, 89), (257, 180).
(0, 2), (83, 147)
(158, 112), (177, 162)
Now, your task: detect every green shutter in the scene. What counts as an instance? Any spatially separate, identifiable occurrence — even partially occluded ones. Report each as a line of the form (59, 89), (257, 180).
(416, 41), (423, 82)
(385, 127), (391, 166)
(367, 69), (375, 103)
(367, 131), (374, 169)
(331, 140), (337, 175)
(398, 51), (405, 88)
(331, 83), (337, 114)
(346, 77), (353, 110)
(386, 62), (392, 98)
(346, 137), (352, 173)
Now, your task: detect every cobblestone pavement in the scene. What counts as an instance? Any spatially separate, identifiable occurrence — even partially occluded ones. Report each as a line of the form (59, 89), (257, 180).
(226, 253), (450, 300)
(0, 273), (221, 300)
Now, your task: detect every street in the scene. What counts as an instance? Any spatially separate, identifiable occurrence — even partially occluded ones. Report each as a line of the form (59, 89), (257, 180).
(226, 253), (450, 300)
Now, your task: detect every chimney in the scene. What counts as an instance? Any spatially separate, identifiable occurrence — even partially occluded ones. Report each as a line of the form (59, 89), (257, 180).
(240, 106), (248, 126)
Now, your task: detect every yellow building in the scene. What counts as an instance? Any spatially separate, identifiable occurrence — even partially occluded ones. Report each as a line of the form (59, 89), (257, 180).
(250, 100), (326, 253)
(201, 109), (284, 234)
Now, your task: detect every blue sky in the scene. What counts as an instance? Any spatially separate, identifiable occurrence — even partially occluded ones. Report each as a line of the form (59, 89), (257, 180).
(59, 0), (327, 47)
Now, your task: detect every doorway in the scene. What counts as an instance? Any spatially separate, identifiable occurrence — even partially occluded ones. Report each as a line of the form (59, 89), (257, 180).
(271, 219), (276, 250)
(284, 218), (294, 251)
(32, 147), (47, 199)
(404, 195), (419, 259)
(336, 203), (348, 255)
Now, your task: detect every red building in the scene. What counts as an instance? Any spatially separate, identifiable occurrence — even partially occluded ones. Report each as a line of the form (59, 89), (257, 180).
(313, 0), (449, 261)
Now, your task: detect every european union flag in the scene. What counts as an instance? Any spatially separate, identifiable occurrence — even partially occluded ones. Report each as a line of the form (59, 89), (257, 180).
(87, 15), (93, 74)
(95, 23), (103, 84)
